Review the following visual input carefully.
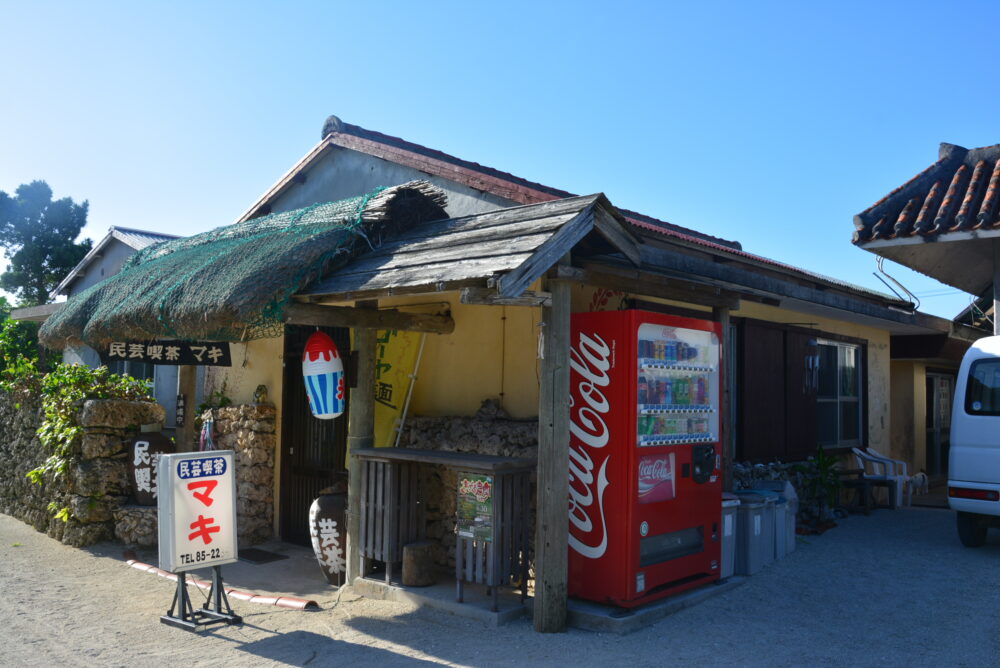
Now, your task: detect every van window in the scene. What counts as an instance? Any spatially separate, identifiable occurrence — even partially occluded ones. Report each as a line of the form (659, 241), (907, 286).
(965, 359), (1000, 415)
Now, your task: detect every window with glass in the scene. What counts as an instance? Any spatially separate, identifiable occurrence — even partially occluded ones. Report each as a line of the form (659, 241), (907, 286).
(965, 359), (1000, 415)
(107, 359), (155, 381)
(817, 340), (861, 447)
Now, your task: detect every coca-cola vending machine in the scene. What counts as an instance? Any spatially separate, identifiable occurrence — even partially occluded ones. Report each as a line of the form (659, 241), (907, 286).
(568, 309), (722, 608)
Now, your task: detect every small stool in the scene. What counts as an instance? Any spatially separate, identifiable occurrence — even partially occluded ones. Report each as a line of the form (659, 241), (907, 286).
(401, 541), (436, 587)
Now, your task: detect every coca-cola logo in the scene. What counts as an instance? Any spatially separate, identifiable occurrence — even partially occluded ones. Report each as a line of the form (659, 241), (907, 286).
(568, 331), (612, 560)
(638, 453), (675, 504)
(638, 458), (671, 482)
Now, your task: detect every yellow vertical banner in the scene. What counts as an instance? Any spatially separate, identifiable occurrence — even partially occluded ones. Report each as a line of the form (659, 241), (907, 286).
(372, 329), (422, 447)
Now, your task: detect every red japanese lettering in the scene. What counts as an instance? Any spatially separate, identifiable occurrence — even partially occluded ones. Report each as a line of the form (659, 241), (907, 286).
(188, 514), (221, 544)
(186, 479), (218, 506)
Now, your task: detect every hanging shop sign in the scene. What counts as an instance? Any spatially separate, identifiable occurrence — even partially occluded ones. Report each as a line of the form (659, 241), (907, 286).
(128, 432), (176, 506)
(302, 331), (345, 419)
(157, 451), (238, 573)
(101, 340), (232, 366)
(457, 473), (494, 542)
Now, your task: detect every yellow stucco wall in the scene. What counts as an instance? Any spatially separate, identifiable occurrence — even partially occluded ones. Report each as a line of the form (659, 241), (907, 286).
(733, 301), (892, 453)
(205, 337), (285, 408)
(377, 293), (542, 419)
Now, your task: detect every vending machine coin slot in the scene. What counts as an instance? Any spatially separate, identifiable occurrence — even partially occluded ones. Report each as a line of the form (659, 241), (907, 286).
(691, 444), (715, 484)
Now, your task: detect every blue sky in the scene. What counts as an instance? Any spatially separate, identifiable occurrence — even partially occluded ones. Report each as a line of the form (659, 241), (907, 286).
(2, 0), (997, 318)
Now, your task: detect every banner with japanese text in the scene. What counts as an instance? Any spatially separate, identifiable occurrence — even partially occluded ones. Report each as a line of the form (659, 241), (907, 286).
(372, 329), (422, 448)
(344, 328), (421, 458)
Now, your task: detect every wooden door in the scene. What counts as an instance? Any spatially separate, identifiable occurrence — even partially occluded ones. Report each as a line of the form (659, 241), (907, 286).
(784, 331), (819, 461)
(739, 321), (786, 461)
(280, 325), (350, 546)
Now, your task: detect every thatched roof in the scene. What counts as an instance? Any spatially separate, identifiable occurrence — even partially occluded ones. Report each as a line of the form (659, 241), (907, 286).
(39, 181), (447, 349)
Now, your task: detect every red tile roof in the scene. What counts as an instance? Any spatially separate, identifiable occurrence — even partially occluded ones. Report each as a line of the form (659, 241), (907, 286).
(855, 142), (1000, 242)
(313, 117), (911, 304)
(322, 116), (746, 252)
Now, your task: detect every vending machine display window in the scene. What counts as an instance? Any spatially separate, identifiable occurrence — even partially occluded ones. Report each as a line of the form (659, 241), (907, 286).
(636, 324), (719, 447)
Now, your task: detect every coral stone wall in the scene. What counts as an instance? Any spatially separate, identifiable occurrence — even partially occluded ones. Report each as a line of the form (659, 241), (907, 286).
(116, 403), (277, 547)
(0, 393), (47, 533)
(0, 394), (164, 547)
(397, 400), (538, 570)
(211, 404), (276, 545)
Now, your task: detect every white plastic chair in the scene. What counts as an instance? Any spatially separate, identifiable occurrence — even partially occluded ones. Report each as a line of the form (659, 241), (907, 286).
(851, 447), (909, 508)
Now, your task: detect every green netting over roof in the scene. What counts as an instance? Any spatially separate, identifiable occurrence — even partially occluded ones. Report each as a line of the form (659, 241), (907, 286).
(39, 181), (447, 349)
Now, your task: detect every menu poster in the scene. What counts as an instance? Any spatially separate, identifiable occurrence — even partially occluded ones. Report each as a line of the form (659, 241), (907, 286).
(456, 473), (494, 542)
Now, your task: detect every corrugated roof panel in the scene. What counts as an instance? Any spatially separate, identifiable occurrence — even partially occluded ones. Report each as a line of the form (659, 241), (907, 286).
(111, 226), (180, 250)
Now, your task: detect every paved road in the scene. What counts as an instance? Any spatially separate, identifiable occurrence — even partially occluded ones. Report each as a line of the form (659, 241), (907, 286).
(1, 507), (998, 666)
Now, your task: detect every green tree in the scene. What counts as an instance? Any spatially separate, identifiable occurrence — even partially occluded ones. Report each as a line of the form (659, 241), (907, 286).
(0, 181), (92, 306)
(0, 294), (59, 372)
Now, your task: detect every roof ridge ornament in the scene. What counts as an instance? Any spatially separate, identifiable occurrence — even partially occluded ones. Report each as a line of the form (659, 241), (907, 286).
(322, 115), (344, 139)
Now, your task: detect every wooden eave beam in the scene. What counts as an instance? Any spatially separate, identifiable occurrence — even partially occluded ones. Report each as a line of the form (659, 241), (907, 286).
(11, 302), (64, 322)
(459, 288), (552, 307)
(284, 302), (454, 334)
(496, 207), (596, 298)
(296, 278), (486, 305)
(592, 201), (641, 267)
(555, 263), (741, 309)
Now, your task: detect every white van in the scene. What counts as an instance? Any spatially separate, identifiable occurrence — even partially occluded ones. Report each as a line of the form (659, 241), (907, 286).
(950, 336), (1000, 546)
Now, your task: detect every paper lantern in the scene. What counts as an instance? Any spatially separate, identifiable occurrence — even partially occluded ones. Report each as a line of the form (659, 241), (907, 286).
(302, 331), (345, 419)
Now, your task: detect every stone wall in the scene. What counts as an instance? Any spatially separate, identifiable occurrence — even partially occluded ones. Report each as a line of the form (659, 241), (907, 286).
(0, 394), (164, 547)
(397, 400), (538, 571)
(211, 403), (276, 545)
(115, 403), (277, 547)
(0, 393), (47, 534)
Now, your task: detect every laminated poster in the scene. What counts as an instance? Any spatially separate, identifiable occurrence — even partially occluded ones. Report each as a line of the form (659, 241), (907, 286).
(456, 474), (494, 542)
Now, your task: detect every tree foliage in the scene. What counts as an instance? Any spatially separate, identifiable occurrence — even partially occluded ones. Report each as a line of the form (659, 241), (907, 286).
(0, 181), (92, 306)
(0, 294), (55, 372)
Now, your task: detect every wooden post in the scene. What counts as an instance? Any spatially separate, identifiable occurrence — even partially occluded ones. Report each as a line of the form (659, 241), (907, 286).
(346, 301), (378, 584)
(993, 240), (1000, 336)
(177, 365), (197, 452)
(534, 278), (571, 633)
(713, 306), (733, 492)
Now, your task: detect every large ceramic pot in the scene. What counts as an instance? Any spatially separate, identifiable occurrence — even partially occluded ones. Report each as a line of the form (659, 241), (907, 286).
(309, 490), (347, 586)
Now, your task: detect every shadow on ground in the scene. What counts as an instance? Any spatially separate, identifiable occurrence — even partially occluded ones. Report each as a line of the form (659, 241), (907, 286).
(231, 629), (438, 666)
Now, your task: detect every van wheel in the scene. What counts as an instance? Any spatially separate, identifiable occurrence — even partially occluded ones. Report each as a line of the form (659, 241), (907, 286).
(957, 512), (988, 547)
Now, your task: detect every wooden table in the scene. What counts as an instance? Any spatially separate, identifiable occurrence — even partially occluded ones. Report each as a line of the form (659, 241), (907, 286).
(352, 447), (534, 611)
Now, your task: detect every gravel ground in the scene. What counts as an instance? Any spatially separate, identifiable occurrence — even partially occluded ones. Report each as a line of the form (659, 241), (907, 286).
(1, 507), (998, 667)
